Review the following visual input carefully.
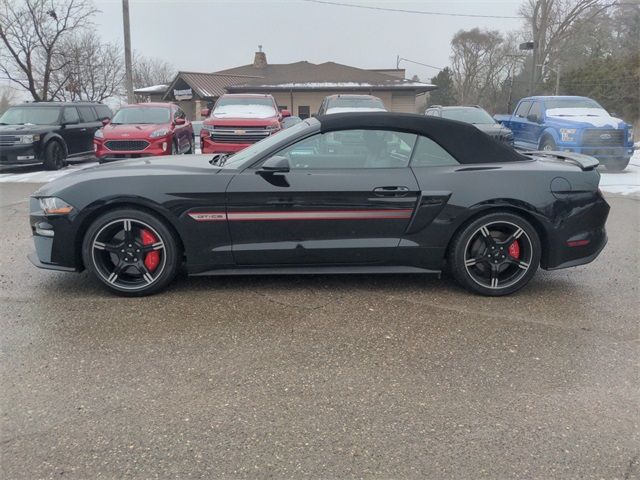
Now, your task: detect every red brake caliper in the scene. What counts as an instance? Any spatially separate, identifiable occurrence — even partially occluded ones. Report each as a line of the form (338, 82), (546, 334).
(140, 229), (160, 272)
(508, 240), (520, 259)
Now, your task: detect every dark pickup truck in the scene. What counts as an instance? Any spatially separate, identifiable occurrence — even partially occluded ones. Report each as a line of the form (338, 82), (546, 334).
(495, 96), (634, 171)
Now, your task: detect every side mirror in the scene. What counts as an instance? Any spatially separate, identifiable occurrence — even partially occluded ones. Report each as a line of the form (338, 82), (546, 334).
(101, 118), (110, 126)
(280, 109), (291, 118)
(258, 155), (290, 174)
(527, 114), (540, 123)
(200, 108), (210, 118)
(175, 117), (186, 125)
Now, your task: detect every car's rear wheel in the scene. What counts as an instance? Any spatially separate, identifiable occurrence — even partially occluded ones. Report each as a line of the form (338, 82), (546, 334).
(540, 136), (556, 151)
(82, 209), (180, 296)
(43, 141), (67, 170)
(449, 212), (541, 296)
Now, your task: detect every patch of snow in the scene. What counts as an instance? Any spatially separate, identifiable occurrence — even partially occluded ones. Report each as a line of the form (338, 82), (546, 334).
(133, 84), (168, 94)
(244, 81), (434, 89)
(325, 107), (387, 114)
(598, 148), (640, 195)
(545, 108), (623, 128)
(213, 104), (277, 119)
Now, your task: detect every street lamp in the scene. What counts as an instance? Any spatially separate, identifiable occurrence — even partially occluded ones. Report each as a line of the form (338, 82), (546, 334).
(538, 64), (561, 95)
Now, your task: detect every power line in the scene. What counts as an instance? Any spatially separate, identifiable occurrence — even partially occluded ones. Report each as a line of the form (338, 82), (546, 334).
(397, 57), (445, 71)
(302, 0), (523, 19)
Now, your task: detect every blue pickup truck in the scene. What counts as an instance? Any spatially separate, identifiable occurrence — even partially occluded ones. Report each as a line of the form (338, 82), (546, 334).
(495, 96), (634, 171)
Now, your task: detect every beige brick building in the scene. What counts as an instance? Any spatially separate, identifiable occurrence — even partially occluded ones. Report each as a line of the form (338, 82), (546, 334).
(135, 50), (436, 120)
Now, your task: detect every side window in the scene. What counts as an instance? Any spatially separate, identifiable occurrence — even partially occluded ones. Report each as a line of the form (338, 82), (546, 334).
(95, 105), (112, 120)
(77, 106), (98, 122)
(514, 101), (532, 118)
(298, 105), (310, 119)
(275, 129), (417, 170)
(63, 107), (80, 124)
(528, 102), (542, 121)
(411, 136), (459, 167)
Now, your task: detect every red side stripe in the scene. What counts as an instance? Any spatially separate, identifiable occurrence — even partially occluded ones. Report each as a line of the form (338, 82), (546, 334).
(187, 209), (413, 222)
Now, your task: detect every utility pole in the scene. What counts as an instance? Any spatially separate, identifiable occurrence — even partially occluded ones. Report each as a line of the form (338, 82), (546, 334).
(555, 64), (561, 95)
(122, 0), (134, 104)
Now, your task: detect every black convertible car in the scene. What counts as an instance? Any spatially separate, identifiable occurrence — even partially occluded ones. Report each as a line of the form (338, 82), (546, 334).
(29, 113), (609, 296)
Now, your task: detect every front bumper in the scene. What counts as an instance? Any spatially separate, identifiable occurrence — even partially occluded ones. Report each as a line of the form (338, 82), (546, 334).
(29, 197), (82, 272)
(200, 136), (251, 154)
(556, 145), (634, 164)
(0, 144), (43, 168)
(95, 137), (171, 161)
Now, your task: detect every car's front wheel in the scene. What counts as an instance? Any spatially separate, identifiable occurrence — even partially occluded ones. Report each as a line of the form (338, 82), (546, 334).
(43, 141), (67, 170)
(604, 158), (630, 172)
(449, 212), (541, 296)
(540, 136), (557, 151)
(82, 208), (180, 296)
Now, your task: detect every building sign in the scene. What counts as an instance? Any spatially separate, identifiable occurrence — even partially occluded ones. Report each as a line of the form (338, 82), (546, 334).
(174, 88), (193, 100)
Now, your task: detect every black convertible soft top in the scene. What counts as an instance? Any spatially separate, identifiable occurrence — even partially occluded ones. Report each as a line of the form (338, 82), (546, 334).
(317, 112), (526, 164)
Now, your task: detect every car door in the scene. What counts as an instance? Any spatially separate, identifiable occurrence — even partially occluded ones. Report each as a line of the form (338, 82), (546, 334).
(77, 106), (101, 153)
(59, 107), (85, 155)
(224, 128), (421, 266)
(524, 101), (544, 148)
(510, 101), (532, 150)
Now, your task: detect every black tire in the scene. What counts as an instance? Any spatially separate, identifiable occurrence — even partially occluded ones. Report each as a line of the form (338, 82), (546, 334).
(43, 141), (67, 170)
(540, 136), (557, 151)
(81, 208), (180, 296)
(449, 212), (541, 296)
(171, 140), (178, 155)
(604, 158), (630, 172)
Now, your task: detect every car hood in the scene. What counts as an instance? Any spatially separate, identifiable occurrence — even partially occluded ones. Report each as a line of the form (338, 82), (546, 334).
(34, 154), (221, 197)
(102, 123), (168, 138)
(204, 117), (279, 127)
(545, 108), (626, 129)
(0, 124), (53, 134)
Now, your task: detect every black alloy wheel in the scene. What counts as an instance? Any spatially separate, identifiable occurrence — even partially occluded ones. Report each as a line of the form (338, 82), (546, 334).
(449, 212), (541, 296)
(43, 141), (66, 170)
(82, 209), (180, 295)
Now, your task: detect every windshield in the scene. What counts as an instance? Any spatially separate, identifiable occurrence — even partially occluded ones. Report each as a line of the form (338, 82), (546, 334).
(218, 120), (315, 168)
(0, 106), (61, 125)
(213, 97), (276, 118)
(328, 97), (385, 110)
(544, 98), (602, 110)
(441, 108), (495, 124)
(111, 107), (170, 124)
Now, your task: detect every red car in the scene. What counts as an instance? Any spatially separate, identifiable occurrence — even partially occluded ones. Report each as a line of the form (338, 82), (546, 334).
(200, 94), (288, 154)
(94, 103), (194, 163)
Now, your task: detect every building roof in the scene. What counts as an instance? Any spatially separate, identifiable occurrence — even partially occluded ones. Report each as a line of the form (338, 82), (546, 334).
(216, 61), (435, 92)
(163, 72), (261, 100)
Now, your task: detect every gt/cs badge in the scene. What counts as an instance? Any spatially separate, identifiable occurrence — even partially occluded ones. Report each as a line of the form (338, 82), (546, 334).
(187, 212), (226, 221)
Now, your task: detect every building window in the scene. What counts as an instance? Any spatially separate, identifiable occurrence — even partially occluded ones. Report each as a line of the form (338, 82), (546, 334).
(298, 106), (310, 119)
(278, 105), (288, 111)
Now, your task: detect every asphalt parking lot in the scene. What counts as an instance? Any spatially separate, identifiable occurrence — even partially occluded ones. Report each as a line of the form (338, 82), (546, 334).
(1, 181), (638, 479)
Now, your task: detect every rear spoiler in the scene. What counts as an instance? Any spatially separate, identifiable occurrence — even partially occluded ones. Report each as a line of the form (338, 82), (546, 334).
(522, 150), (599, 171)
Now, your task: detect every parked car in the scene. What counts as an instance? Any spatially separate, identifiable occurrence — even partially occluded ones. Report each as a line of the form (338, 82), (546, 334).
(426, 105), (514, 146)
(29, 113), (609, 297)
(317, 94), (386, 115)
(200, 94), (284, 154)
(0, 102), (111, 170)
(281, 115), (302, 129)
(495, 96), (634, 171)
(94, 102), (193, 163)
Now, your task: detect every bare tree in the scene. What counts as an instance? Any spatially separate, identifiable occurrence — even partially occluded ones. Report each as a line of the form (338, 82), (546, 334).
(49, 32), (124, 102)
(132, 54), (175, 102)
(450, 28), (511, 107)
(0, 0), (97, 101)
(520, 0), (615, 91)
(0, 85), (18, 114)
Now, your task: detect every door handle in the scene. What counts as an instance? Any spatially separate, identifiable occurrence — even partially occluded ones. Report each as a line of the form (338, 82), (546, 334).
(373, 186), (409, 197)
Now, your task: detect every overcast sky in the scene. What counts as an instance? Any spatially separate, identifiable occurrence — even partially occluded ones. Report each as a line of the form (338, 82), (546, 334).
(94, 0), (524, 83)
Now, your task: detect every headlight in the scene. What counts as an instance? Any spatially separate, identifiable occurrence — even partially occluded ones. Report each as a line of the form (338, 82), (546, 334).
(39, 197), (74, 215)
(18, 134), (40, 144)
(559, 128), (577, 142)
(628, 128), (634, 144)
(201, 124), (216, 132)
(94, 129), (104, 139)
(149, 128), (170, 138)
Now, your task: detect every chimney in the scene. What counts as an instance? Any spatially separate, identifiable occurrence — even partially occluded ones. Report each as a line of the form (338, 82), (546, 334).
(253, 45), (267, 69)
